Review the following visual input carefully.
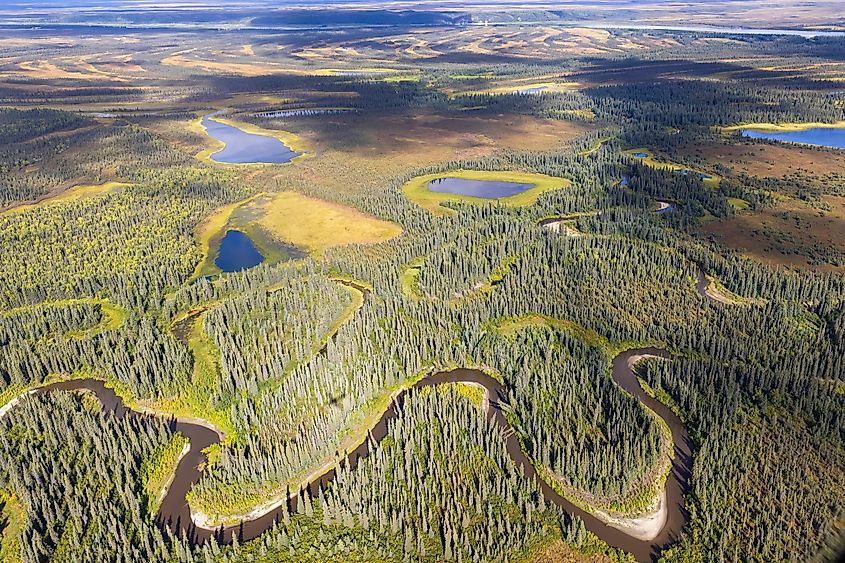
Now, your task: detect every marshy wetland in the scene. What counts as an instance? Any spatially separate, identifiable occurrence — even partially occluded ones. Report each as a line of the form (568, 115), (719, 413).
(403, 170), (570, 214)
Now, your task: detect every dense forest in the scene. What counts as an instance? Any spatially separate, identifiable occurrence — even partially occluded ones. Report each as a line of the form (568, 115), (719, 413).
(0, 19), (843, 563)
(0, 391), (184, 561)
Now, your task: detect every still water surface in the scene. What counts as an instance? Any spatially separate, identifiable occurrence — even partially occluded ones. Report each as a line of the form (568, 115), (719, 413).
(741, 127), (845, 149)
(202, 112), (300, 164)
(428, 177), (534, 198)
(215, 230), (264, 272)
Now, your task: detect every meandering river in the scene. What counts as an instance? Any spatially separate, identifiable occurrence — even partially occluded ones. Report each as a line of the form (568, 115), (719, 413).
(1, 276), (722, 561)
(5, 356), (691, 561)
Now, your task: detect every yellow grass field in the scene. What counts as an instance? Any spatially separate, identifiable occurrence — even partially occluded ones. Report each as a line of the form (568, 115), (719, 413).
(721, 120), (845, 133)
(402, 169), (570, 215)
(3, 297), (128, 337)
(255, 191), (403, 253)
(3, 181), (128, 215)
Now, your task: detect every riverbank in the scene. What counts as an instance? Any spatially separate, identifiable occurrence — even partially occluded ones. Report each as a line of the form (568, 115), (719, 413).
(721, 120), (845, 133)
(0, 350), (690, 562)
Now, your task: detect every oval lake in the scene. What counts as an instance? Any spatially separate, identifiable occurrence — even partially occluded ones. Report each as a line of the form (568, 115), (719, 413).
(427, 177), (534, 199)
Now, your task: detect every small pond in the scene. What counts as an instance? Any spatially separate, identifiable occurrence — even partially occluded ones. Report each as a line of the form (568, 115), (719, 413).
(679, 169), (712, 180)
(516, 86), (547, 94)
(332, 70), (390, 77)
(427, 177), (534, 199)
(215, 230), (265, 273)
(256, 108), (352, 118)
(632, 152), (649, 158)
(741, 127), (845, 149)
(202, 112), (301, 164)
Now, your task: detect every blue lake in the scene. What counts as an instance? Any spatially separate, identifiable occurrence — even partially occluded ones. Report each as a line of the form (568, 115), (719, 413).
(516, 86), (547, 94)
(215, 230), (265, 272)
(427, 177), (534, 198)
(741, 127), (845, 149)
(202, 112), (301, 164)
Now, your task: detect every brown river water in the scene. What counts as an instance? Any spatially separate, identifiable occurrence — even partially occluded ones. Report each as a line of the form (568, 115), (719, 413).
(25, 346), (691, 562)
(8, 279), (713, 561)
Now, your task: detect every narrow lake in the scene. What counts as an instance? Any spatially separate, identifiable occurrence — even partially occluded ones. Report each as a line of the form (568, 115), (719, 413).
(215, 230), (264, 272)
(428, 177), (533, 198)
(516, 86), (547, 94)
(741, 127), (845, 149)
(202, 112), (301, 164)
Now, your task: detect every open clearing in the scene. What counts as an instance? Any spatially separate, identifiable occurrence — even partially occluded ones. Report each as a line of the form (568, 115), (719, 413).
(3, 181), (128, 215)
(703, 195), (845, 271)
(297, 111), (592, 158)
(680, 138), (845, 178)
(254, 191), (403, 253)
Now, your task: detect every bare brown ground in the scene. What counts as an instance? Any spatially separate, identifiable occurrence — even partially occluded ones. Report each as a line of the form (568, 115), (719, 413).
(703, 196), (845, 272)
(147, 110), (591, 204)
(272, 112), (589, 198)
(17, 61), (101, 81)
(306, 112), (592, 157)
(157, 110), (590, 165)
(160, 54), (291, 76)
(679, 139), (845, 178)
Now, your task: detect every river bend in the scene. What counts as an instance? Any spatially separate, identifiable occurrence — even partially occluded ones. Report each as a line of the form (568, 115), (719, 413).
(3, 346), (691, 562)
(0, 275), (712, 562)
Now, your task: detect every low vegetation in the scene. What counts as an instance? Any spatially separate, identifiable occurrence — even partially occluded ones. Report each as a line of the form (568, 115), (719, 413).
(254, 191), (402, 254)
